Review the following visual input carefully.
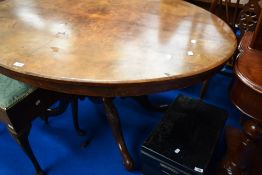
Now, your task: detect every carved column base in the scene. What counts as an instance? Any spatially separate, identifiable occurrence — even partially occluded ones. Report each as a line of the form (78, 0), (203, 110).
(220, 120), (262, 175)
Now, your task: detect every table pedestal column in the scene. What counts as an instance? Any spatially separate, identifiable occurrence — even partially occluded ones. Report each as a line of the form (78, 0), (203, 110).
(221, 120), (262, 174)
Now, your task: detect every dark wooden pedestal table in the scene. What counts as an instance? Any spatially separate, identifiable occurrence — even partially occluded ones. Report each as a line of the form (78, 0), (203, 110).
(221, 10), (262, 175)
(0, 0), (236, 171)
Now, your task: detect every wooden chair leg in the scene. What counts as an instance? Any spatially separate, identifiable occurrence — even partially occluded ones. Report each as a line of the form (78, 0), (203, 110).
(7, 125), (45, 175)
(200, 80), (209, 99)
(71, 97), (85, 136)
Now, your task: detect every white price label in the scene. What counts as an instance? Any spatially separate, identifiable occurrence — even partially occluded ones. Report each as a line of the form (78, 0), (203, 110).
(13, 62), (24, 67)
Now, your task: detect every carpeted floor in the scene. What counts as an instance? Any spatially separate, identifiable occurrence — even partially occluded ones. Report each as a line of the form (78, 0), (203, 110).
(0, 73), (241, 175)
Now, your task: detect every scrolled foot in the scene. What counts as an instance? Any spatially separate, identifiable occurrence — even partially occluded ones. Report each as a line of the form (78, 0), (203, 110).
(123, 157), (135, 171)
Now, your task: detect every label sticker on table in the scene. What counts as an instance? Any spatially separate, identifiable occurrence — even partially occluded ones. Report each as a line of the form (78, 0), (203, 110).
(187, 51), (194, 56)
(13, 62), (24, 67)
(191, 39), (197, 44)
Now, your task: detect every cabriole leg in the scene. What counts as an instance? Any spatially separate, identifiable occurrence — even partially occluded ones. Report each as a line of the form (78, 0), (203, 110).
(71, 97), (85, 136)
(7, 125), (45, 175)
(103, 97), (134, 171)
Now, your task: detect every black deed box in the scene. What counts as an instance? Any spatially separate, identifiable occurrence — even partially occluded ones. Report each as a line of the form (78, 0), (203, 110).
(141, 95), (227, 175)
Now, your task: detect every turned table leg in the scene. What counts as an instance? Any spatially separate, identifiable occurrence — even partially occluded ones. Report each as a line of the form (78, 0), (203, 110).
(221, 119), (262, 174)
(7, 125), (45, 175)
(102, 97), (134, 171)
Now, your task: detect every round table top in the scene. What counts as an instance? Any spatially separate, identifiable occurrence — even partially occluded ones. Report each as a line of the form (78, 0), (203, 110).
(0, 0), (236, 96)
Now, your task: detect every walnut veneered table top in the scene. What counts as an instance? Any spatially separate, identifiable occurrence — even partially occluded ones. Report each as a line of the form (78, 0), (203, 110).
(0, 0), (236, 96)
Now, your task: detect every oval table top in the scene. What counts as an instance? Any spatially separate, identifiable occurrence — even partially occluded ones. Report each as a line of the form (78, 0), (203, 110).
(0, 0), (236, 97)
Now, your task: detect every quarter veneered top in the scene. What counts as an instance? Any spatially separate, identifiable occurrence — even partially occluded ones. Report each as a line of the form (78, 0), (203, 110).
(0, 0), (236, 96)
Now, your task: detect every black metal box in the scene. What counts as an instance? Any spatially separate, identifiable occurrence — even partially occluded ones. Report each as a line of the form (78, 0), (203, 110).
(141, 95), (227, 175)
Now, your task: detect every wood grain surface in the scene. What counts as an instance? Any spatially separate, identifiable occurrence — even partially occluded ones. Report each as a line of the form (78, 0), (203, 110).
(0, 0), (237, 96)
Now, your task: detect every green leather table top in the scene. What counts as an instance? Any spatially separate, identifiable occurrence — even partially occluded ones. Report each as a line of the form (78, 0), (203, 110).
(0, 74), (36, 110)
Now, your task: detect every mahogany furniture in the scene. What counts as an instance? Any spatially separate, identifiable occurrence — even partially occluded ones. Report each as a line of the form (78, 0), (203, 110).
(0, 74), (60, 175)
(0, 0), (236, 171)
(198, 0), (261, 98)
(220, 8), (262, 175)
